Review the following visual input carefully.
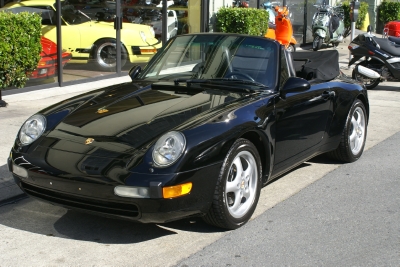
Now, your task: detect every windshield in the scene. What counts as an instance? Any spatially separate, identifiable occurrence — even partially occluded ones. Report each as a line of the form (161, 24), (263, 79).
(139, 34), (278, 88)
(58, 2), (91, 25)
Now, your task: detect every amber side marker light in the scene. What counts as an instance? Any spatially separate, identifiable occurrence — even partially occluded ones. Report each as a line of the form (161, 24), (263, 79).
(163, 182), (192, 198)
(141, 48), (157, 53)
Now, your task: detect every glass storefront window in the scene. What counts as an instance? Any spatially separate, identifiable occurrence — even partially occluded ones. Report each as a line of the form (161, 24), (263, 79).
(0, 0), (165, 89)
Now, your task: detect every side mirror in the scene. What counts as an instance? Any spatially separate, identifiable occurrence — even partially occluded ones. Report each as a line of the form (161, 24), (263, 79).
(129, 65), (142, 81)
(280, 77), (310, 99)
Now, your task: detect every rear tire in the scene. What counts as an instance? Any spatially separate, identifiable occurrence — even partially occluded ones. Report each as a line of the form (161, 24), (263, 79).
(312, 36), (323, 51)
(92, 39), (127, 71)
(352, 64), (380, 89)
(203, 139), (262, 230)
(328, 99), (367, 162)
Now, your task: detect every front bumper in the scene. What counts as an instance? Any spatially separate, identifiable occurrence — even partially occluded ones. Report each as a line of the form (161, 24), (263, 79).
(129, 41), (162, 64)
(8, 152), (221, 223)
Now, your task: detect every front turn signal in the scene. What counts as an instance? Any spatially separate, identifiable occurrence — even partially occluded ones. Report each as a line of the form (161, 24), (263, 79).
(163, 182), (192, 198)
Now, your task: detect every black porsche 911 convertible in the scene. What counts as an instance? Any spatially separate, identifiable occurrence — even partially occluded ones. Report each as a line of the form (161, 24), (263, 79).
(8, 33), (368, 230)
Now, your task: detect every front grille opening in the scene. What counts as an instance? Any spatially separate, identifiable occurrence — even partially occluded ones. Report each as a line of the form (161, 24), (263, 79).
(21, 182), (139, 218)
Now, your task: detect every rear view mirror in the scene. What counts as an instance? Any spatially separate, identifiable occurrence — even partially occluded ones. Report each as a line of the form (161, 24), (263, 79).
(129, 65), (142, 81)
(280, 77), (310, 99)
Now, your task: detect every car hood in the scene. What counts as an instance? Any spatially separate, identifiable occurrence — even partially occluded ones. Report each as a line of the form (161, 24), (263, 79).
(39, 81), (253, 157)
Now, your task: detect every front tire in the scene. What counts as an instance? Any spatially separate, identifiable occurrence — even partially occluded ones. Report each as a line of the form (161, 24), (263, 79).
(352, 64), (380, 89)
(328, 99), (367, 162)
(203, 139), (262, 230)
(92, 39), (127, 71)
(312, 36), (323, 51)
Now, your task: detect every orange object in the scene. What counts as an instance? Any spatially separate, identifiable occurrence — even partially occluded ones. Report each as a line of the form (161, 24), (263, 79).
(265, 5), (296, 49)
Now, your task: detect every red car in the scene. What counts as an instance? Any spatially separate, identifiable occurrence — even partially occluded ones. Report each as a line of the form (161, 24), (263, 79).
(30, 37), (72, 80)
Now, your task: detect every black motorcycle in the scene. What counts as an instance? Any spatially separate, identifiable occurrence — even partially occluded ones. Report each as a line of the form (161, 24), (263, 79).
(348, 26), (400, 89)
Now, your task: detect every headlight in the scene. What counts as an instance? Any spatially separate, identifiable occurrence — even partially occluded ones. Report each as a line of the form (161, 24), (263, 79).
(152, 131), (186, 167)
(149, 27), (155, 38)
(140, 31), (147, 43)
(19, 114), (46, 145)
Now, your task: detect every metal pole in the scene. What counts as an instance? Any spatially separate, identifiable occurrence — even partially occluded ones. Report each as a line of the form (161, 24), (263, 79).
(162, 0), (167, 44)
(116, 0), (121, 73)
(349, 22), (355, 62)
(56, 0), (63, 86)
(349, 0), (357, 62)
(303, 0), (307, 45)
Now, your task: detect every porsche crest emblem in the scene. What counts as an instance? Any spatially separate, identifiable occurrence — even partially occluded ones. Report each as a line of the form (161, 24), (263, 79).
(97, 108), (109, 114)
(85, 138), (95, 145)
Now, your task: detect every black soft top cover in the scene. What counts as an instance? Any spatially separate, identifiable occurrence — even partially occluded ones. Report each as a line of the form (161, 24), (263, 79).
(292, 50), (340, 81)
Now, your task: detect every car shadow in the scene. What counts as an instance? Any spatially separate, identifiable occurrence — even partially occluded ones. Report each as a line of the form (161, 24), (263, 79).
(265, 153), (344, 186)
(264, 162), (311, 186)
(0, 196), (224, 244)
(371, 83), (400, 91)
(307, 153), (343, 164)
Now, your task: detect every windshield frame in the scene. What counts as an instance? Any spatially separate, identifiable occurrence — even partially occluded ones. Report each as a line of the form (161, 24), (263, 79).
(138, 33), (280, 89)
(57, 1), (91, 25)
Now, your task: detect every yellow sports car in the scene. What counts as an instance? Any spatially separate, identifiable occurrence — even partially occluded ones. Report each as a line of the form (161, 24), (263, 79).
(1, 0), (162, 71)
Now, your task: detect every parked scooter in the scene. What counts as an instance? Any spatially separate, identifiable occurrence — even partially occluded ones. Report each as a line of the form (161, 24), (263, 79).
(263, 1), (297, 52)
(233, 0), (249, 8)
(348, 26), (400, 89)
(311, 2), (344, 51)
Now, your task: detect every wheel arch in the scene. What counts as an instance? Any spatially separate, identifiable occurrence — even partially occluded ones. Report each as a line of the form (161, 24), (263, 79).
(240, 130), (272, 184)
(90, 38), (129, 59)
(357, 94), (370, 123)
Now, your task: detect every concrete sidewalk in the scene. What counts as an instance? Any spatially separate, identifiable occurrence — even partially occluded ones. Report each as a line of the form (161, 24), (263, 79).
(0, 29), (386, 203)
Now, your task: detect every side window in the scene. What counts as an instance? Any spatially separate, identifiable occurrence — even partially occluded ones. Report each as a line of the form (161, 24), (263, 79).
(31, 6), (56, 25)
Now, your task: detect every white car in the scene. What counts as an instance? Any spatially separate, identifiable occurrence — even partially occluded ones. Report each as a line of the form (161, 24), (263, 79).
(145, 10), (178, 41)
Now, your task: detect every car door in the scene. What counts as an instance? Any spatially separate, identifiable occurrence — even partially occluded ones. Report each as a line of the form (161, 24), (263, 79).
(272, 82), (333, 175)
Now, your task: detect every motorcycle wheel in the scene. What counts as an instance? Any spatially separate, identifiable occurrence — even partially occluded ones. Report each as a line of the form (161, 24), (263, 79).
(312, 36), (322, 51)
(332, 42), (340, 48)
(352, 64), (380, 89)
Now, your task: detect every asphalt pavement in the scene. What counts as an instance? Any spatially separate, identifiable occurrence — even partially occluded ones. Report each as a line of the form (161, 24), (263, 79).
(176, 131), (400, 266)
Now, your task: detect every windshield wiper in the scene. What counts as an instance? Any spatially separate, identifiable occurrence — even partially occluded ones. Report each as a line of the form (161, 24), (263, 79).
(174, 78), (268, 88)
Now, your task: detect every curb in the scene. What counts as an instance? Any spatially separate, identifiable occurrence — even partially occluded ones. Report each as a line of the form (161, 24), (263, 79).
(0, 193), (27, 208)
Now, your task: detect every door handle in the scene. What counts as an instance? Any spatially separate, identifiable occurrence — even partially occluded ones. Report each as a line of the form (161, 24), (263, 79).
(321, 91), (335, 100)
